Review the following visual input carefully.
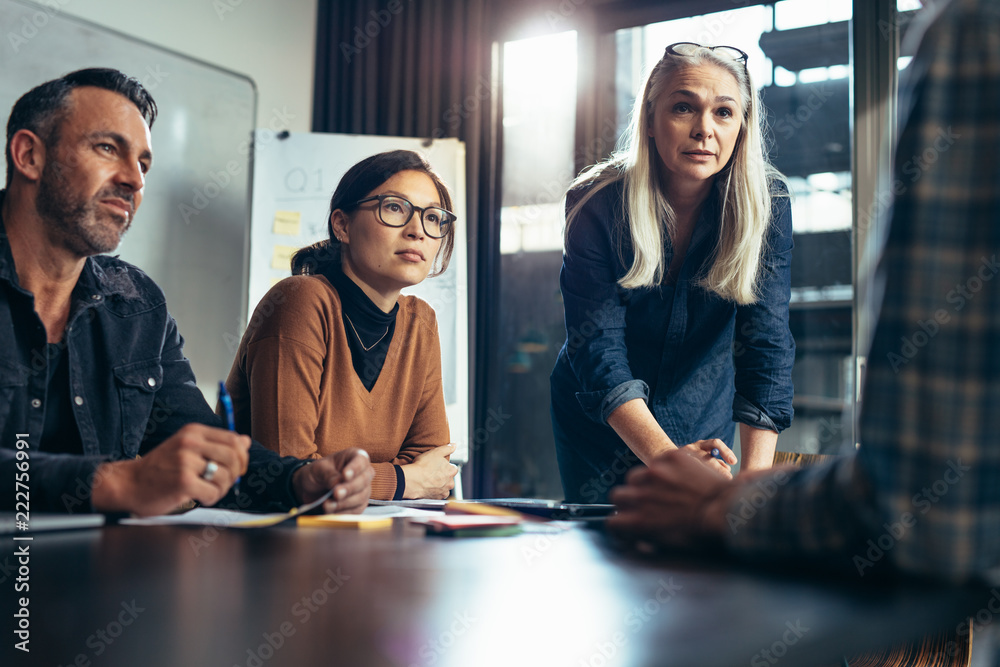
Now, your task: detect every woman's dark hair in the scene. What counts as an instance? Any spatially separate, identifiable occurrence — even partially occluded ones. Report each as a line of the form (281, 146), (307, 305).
(291, 150), (456, 278)
(5, 67), (157, 187)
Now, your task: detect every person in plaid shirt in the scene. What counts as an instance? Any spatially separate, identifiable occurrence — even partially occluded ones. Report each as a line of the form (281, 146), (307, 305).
(608, 0), (1000, 583)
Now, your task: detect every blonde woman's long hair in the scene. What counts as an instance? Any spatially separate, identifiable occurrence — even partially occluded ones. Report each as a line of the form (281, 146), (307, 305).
(565, 45), (784, 305)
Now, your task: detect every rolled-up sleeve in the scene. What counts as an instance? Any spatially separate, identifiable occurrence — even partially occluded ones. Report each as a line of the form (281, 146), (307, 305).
(575, 379), (650, 424)
(560, 184), (646, 424)
(732, 185), (795, 432)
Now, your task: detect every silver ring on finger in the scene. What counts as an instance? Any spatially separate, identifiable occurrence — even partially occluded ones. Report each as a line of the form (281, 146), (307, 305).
(201, 459), (219, 482)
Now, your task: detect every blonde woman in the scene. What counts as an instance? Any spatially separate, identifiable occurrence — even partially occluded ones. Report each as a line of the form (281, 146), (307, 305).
(551, 43), (794, 503)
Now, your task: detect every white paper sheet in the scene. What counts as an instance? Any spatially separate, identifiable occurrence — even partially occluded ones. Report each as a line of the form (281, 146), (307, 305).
(120, 508), (290, 528)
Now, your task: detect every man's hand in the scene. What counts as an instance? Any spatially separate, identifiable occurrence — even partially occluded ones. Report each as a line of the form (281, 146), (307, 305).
(91, 423), (251, 517)
(292, 448), (373, 514)
(402, 444), (458, 500)
(681, 439), (737, 480)
(607, 448), (736, 550)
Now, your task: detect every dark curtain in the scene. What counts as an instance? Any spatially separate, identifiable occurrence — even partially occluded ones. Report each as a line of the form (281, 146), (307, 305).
(312, 0), (501, 496)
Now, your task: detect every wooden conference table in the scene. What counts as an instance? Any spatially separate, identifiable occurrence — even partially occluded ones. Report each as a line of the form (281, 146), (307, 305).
(1, 515), (990, 667)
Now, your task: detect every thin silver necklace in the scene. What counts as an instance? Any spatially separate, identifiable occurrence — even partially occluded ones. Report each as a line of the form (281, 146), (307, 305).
(344, 313), (389, 352)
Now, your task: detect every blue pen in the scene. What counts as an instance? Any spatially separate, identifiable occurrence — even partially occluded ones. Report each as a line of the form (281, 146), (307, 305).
(218, 381), (241, 495)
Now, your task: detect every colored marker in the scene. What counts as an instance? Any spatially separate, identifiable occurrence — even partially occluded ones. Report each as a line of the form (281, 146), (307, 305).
(218, 381), (240, 496)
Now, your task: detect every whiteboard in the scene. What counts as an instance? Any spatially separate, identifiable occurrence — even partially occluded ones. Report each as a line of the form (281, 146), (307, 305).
(249, 132), (469, 462)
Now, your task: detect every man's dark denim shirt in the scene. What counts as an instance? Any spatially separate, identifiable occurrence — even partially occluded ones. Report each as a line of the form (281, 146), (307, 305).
(552, 176), (795, 446)
(0, 191), (307, 513)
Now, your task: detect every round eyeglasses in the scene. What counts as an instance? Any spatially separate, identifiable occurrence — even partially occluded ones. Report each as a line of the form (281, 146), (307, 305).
(353, 194), (456, 239)
(664, 42), (749, 69)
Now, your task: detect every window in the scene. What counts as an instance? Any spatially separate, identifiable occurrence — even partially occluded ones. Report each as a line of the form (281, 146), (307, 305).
(500, 31), (577, 255)
(492, 31), (578, 497)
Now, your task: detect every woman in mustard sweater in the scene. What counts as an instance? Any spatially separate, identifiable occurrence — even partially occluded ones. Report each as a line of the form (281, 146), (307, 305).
(224, 150), (458, 500)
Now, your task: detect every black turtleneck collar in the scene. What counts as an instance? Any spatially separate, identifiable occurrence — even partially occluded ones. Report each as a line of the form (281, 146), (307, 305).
(322, 261), (398, 391)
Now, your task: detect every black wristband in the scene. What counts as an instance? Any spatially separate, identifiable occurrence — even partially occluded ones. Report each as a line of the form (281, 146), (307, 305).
(392, 464), (405, 501)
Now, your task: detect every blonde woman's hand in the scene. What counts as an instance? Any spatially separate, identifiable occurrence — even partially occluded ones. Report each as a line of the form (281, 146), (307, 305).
(680, 439), (737, 480)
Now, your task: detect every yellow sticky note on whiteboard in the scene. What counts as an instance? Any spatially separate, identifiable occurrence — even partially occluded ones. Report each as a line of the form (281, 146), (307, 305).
(271, 245), (297, 270)
(273, 210), (301, 236)
(269, 277), (283, 288)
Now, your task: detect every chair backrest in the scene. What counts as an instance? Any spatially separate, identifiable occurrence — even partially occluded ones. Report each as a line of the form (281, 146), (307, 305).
(772, 451), (834, 467)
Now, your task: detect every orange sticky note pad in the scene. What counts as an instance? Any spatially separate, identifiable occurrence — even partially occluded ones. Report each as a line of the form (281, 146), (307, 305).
(297, 514), (393, 530)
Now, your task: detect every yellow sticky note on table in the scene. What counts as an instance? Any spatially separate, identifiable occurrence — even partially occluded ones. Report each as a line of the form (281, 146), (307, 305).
(271, 245), (297, 270)
(273, 210), (301, 236)
(297, 514), (393, 530)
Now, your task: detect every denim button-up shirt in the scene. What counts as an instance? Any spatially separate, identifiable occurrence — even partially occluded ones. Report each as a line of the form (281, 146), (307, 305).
(0, 192), (306, 513)
(552, 176), (795, 459)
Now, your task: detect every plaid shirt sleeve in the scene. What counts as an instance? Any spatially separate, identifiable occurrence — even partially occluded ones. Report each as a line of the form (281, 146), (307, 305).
(725, 0), (1000, 582)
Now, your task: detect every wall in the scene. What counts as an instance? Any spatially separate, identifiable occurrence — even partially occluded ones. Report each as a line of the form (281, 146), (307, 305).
(23, 0), (317, 132)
